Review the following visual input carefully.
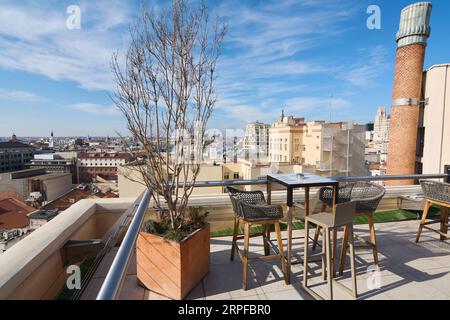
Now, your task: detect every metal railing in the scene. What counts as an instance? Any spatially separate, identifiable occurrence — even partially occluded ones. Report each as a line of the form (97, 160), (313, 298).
(192, 172), (450, 187)
(96, 171), (449, 300)
(96, 188), (151, 300)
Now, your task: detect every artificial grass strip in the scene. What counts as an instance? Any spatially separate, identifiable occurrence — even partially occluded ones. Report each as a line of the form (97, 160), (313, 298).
(210, 208), (434, 237)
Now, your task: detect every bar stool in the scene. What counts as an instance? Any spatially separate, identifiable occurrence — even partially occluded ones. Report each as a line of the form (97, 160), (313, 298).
(303, 201), (357, 300)
(416, 180), (450, 242)
(226, 187), (288, 290)
(317, 182), (385, 274)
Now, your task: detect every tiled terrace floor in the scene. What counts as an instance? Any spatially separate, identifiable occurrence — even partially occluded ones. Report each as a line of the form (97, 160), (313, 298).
(81, 219), (450, 300)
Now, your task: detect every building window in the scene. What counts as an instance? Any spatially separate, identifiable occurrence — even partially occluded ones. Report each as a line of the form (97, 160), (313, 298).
(224, 172), (229, 180)
(233, 172), (239, 179)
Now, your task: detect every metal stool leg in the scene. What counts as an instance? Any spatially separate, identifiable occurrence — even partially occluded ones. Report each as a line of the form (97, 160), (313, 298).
(275, 222), (288, 284)
(312, 203), (327, 251)
(303, 219), (310, 287)
(349, 224), (358, 298)
(368, 214), (379, 265)
(321, 225), (326, 281)
(262, 224), (270, 256)
(416, 200), (431, 243)
(339, 225), (350, 275)
(326, 228), (333, 300)
(230, 217), (239, 261)
(440, 207), (449, 241)
(242, 223), (250, 290)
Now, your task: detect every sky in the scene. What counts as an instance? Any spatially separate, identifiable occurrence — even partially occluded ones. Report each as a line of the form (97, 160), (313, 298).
(0, 0), (449, 137)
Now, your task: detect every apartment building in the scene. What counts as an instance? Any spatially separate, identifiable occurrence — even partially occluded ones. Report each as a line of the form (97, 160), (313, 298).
(315, 122), (369, 177)
(243, 121), (270, 161)
(77, 152), (132, 183)
(269, 112), (305, 164)
(0, 168), (72, 203)
(373, 107), (390, 163)
(118, 163), (224, 197)
(0, 135), (35, 173)
(29, 153), (77, 183)
(419, 64), (450, 174)
(302, 121), (337, 167)
(239, 159), (305, 191)
(268, 115), (368, 177)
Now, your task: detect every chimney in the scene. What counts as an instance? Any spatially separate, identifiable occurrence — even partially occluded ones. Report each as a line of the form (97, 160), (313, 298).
(386, 2), (432, 185)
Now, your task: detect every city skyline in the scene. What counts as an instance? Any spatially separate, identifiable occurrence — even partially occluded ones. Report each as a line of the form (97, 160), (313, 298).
(1, 0), (450, 136)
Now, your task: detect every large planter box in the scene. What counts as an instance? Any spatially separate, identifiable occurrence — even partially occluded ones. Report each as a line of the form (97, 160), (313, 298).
(136, 224), (210, 300)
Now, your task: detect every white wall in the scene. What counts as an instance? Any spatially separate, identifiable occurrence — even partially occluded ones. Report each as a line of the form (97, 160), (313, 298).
(422, 64), (450, 174)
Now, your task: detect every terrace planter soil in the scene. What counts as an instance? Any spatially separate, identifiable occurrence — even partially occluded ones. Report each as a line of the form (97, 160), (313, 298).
(136, 223), (210, 300)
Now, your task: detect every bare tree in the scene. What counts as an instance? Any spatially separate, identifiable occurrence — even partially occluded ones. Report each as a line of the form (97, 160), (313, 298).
(112, 0), (227, 230)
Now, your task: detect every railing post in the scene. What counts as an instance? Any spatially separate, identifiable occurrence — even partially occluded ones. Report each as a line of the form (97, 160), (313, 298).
(445, 165), (450, 183)
(96, 189), (151, 300)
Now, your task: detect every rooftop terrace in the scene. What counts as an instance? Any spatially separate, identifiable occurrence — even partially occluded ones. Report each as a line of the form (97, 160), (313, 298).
(0, 172), (449, 300)
(82, 220), (450, 300)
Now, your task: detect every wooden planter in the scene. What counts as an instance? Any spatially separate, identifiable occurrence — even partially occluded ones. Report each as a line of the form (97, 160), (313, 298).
(136, 224), (210, 300)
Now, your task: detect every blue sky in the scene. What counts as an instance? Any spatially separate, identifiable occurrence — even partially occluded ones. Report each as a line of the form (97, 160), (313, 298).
(0, 0), (449, 137)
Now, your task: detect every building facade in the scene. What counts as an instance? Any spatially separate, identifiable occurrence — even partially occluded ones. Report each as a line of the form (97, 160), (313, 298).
(269, 113), (305, 164)
(118, 163), (224, 197)
(373, 107), (390, 162)
(313, 122), (369, 177)
(243, 122), (270, 161)
(77, 152), (133, 183)
(268, 114), (368, 176)
(29, 153), (77, 183)
(419, 64), (450, 174)
(0, 136), (35, 173)
(0, 168), (72, 203)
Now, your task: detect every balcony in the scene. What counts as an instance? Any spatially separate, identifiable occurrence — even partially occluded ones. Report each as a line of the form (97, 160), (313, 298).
(83, 219), (450, 300)
(1, 173), (450, 300)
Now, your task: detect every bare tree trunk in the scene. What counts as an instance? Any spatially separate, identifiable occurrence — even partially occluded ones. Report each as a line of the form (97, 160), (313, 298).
(112, 0), (227, 231)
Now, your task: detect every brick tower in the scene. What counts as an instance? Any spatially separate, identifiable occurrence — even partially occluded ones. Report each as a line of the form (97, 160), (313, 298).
(387, 2), (432, 185)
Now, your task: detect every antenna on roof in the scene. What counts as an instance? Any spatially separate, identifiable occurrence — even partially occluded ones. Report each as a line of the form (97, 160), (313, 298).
(329, 95), (334, 123)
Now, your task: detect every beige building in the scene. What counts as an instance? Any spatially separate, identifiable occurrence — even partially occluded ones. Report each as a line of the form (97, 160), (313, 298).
(269, 115), (368, 177)
(0, 168), (72, 202)
(222, 162), (242, 181)
(373, 107), (390, 163)
(239, 159), (305, 191)
(118, 163), (224, 197)
(420, 64), (450, 174)
(243, 121), (270, 161)
(315, 122), (368, 177)
(302, 121), (340, 167)
(269, 112), (305, 164)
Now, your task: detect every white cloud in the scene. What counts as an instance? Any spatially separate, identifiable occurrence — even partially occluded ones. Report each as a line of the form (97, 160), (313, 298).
(0, 88), (47, 102)
(0, 1), (133, 91)
(209, 0), (361, 128)
(0, 0), (373, 132)
(67, 103), (119, 115)
(338, 45), (390, 88)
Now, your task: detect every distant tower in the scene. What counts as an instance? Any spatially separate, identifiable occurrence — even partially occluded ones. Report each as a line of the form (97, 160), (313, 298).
(10, 133), (17, 142)
(49, 130), (54, 148)
(387, 2), (432, 185)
